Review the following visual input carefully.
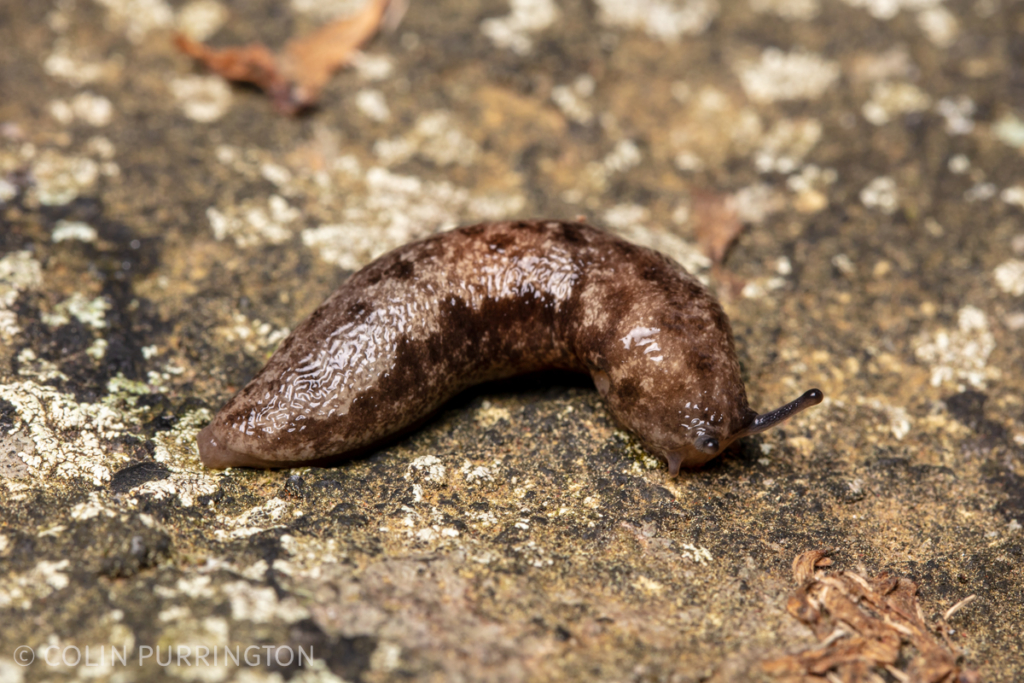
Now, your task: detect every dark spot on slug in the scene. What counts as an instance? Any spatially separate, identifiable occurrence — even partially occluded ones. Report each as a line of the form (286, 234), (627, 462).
(383, 259), (415, 280)
(198, 220), (822, 474)
(560, 223), (585, 243)
(695, 353), (714, 374)
(487, 233), (517, 251)
(614, 376), (641, 403)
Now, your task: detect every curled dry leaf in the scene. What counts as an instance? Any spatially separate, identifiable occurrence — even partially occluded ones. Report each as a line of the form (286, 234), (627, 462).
(693, 191), (744, 267)
(792, 548), (832, 584)
(763, 550), (981, 683)
(174, 0), (402, 115)
(692, 190), (747, 298)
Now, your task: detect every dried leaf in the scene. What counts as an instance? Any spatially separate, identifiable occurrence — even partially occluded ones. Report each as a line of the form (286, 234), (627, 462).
(175, 0), (400, 115)
(278, 0), (395, 109)
(174, 36), (284, 96)
(761, 551), (981, 683)
(793, 549), (830, 584)
(787, 586), (820, 623)
(693, 191), (744, 266)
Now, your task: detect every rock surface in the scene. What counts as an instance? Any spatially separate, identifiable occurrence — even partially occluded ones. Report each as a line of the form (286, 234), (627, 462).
(1, 0), (1023, 681)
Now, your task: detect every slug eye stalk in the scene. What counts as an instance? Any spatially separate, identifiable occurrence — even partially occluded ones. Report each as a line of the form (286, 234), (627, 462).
(731, 389), (823, 441)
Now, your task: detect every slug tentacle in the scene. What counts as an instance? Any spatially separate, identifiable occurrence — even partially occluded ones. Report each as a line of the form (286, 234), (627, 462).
(198, 220), (823, 474)
(728, 389), (824, 441)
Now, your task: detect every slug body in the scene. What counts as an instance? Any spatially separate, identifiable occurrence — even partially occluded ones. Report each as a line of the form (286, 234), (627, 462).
(198, 220), (821, 475)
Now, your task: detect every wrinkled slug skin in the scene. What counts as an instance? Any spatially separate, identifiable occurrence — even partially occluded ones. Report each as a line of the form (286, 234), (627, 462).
(198, 220), (757, 473)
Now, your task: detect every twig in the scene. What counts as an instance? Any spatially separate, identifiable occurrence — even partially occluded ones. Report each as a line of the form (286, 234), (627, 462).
(943, 595), (977, 621)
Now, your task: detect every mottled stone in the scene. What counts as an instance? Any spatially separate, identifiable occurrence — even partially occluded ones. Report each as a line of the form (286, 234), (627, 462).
(1, 0), (1023, 681)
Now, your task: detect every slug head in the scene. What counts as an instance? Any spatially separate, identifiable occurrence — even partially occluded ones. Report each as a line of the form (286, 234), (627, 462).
(659, 388), (824, 476)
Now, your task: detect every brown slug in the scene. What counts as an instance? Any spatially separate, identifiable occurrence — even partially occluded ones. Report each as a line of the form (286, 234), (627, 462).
(198, 220), (822, 475)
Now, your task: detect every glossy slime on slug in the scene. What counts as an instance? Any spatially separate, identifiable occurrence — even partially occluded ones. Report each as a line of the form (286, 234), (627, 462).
(198, 220), (822, 475)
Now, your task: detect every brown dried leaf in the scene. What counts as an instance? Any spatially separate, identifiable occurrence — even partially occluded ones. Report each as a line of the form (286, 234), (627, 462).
(693, 191), (744, 266)
(761, 655), (805, 676)
(278, 0), (394, 109)
(793, 549), (831, 584)
(787, 586), (820, 624)
(886, 578), (926, 628)
(762, 551), (982, 683)
(820, 588), (886, 640)
(174, 36), (284, 95)
(174, 0), (398, 115)
(834, 661), (876, 683)
(803, 636), (880, 673)
(906, 647), (957, 683)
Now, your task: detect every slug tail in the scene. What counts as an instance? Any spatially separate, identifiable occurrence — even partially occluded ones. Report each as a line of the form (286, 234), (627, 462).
(197, 425), (276, 469)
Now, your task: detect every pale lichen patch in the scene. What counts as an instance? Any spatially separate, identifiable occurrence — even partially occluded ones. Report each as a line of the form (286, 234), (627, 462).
(374, 111), (479, 167)
(0, 559), (70, 610)
(171, 75), (233, 123)
(861, 82), (932, 126)
(786, 165), (837, 214)
(52, 220), (99, 243)
(749, 0), (820, 20)
(221, 581), (310, 623)
(30, 149), (100, 206)
(841, 0), (944, 22)
(481, 0), (560, 56)
(753, 118), (822, 174)
(0, 380), (130, 486)
(993, 259), (1024, 297)
(70, 492), (120, 521)
(101, 374), (152, 421)
(211, 498), (293, 540)
(733, 182), (787, 224)
(15, 348), (69, 383)
(290, 0), (364, 20)
(215, 312), (290, 358)
(43, 39), (121, 86)
(913, 306), (997, 389)
(857, 397), (913, 440)
(94, 0), (174, 44)
(462, 461), (496, 484)
(916, 6), (959, 47)
(860, 176), (899, 214)
(406, 455), (447, 484)
(49, 94), (114, 127)
(207, 195), (300, 248)
(595, 0), (718, 41)
(992, 113), (1024, 150)
(551, 76), (596, 125)
(0, 250), (42, 339)
(349, 52), (394, 81)
(151, 407), (212, 465)
(475, 401), (512, 429)
(0, 432), (34, 480)
(736, 49), (840, 103)
(302, 168), (475, 271)
(175, 0), (229, 41)
(41, 292), (111, 329)
(355, 89), (391, 123)
(935, 96), (975, 135)
(571, 140), (644, 197)
(600, 207), (711, 278)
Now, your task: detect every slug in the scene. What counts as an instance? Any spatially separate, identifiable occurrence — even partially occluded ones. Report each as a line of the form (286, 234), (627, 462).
(198, 220), (822, 475)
